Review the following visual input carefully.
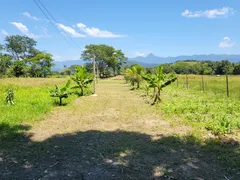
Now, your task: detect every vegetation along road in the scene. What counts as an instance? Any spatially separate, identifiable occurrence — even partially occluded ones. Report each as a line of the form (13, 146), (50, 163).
(0, 77), (239, 180)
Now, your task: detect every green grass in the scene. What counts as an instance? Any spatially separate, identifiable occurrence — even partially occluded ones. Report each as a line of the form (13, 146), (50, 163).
(161, 75), (240, 135)
(133, 75), (240, 135)
(0, 78), (76, 141)
(176, 75), (240, 99)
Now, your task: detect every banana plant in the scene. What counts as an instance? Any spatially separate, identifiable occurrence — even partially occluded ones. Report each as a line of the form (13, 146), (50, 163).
(143, 66), (177, 105)
(5, 89), (15, 105)
(71, 66), (93, 96)
(125, 65), (144, 89)
(50, 80), (71, 105)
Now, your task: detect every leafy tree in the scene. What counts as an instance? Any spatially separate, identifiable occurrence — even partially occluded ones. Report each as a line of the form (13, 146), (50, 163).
(0, 54), (12, 76)
(81, 44), (127, 78)
(71, 66), (93, 96)
(50, 80), (71, 105)
(143, 66), (176, 105)
(125, 65), (144, 89)
(4, 35), (37, 60)
(233, 63), (240, 75)
(27, 52), (54, 77)
(215, 60), (234, 75)
(11, 60), (27, 77)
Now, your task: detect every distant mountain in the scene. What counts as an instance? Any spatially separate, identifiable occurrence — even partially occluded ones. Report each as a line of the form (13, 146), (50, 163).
(128, 53), (240, 66)
(52, 60), (84, 71)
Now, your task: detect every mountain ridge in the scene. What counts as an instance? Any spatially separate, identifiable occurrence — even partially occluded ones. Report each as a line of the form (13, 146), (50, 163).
(128, 53), (240, 65)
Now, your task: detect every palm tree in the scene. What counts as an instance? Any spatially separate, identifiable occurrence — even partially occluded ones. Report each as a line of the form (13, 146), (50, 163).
(143, 66), (176, 105)
(125, 65), (144, 89)
(71, 66), (93, 96)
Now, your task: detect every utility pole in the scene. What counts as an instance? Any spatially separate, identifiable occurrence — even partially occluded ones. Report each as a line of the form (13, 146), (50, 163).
(92, 55), (97, 96)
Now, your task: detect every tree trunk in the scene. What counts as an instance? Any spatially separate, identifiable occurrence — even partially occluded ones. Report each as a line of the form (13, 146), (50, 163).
(137, 82), (140, 89)
(80, 87), (84, 96)
(59, 97), (62, 105)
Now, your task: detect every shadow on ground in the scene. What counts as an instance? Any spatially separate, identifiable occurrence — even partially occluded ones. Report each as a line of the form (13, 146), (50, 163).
(0, 124), (239, 180)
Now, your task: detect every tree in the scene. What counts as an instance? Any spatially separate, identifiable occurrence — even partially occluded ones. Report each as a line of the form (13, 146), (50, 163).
(4, 35), (37, 60)
(27, 52), (54, 77)
(71, 66), (93, 96)
(81, 44), (127, 78)
(0, 54), (12, 76)
(143, 66), (176, 105)
(215, 60), (234, 75)
(125, 65), (144, 89)
(233, 63), (240, 75)
(11, 60), (27, 77)
(50, 80), (71, 105)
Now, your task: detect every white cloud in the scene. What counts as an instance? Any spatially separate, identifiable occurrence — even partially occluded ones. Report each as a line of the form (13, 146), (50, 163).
(182, 7), (234, 18)
(219, 37), (235, 48)
(23, 12), (41, 21)
(11, 22), (46, 39)
(135, 52), (148, 57)
(1, 29), (9, 36)
(76, 23), (125, 38)
(57, 23), (86, 38)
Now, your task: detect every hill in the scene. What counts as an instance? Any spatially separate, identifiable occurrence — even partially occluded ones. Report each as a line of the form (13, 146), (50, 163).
(52, 60), (84, 71)
(128, 53), (240, 66)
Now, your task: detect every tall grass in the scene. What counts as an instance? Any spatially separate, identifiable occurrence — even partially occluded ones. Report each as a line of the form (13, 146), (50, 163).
(161, 75), (240, 135)
(0, 78), (74, 140)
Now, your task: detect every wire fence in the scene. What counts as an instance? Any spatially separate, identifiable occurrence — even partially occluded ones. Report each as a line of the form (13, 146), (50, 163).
(175, 75), (240, 99)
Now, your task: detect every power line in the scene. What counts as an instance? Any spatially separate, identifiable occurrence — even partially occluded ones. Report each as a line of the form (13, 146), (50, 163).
(33, 0), (73, 46)
(36, 0), (78, 46)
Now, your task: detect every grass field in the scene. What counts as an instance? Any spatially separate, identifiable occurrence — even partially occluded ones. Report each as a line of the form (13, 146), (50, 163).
(0, 78), (76, 141)
(158, 75), (240, 135)
(0, 77), (239, 179)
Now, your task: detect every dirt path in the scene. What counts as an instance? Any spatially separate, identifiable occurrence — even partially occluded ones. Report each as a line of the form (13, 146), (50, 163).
(1, 80), (238, 179)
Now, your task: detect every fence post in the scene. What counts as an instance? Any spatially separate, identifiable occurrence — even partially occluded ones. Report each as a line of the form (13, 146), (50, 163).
(186, 74), (189, 89)
(202, 75), (204, 92)
(226, 74), (229, 97)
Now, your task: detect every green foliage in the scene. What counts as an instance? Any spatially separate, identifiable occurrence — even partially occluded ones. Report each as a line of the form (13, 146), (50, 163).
(165, 60), (238, 75)
(143, 66), (177, 104)
(26, 52), (54, 77)
(125, 64), (144, 89)
(71, 66), (93, 96)
(81, 44), (127, 78)
(11, 60), (27, 77)
(4, 35), (37, 60)
(0, 54), (12, 77)
(50, 80), (71, 105)
(0, 35), (54, 78)
(160, 75), (240, 135)
(5, 89), (14, 105)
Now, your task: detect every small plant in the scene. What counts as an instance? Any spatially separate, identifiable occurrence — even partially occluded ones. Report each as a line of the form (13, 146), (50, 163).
(143, 66), (177, 105)
(5, 89), (15, 105)
(71, 66), (93, 96)
(125, 65), (144, 89)
(50, 80), (71, 105)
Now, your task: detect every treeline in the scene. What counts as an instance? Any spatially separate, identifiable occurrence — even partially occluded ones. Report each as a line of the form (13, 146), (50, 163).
(54, 44), (128, 78)
(160, 60), (240, 75)
(0, 35), (54, 77)
(81, 44), (127, 78)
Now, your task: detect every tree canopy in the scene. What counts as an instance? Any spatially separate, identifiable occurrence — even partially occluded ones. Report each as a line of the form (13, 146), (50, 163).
(81, 44), (127, 78)
(0, 35), (54, 77)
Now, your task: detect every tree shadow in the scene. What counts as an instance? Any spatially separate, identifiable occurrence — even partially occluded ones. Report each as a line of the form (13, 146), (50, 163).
(0, 126), (239, 180)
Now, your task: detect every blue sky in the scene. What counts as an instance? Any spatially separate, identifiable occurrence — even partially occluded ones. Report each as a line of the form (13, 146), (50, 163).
(0, 0), (240, 61)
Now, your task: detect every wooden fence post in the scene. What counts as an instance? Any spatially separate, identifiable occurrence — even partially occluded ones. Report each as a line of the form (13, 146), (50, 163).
(226, 74), (229, 97)
(186, 74), (189, 89)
